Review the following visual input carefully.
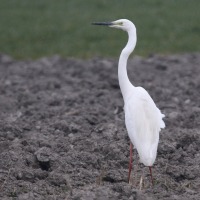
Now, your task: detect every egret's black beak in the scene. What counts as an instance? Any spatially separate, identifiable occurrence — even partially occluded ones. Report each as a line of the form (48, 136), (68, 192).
(92, 22), (113, 26)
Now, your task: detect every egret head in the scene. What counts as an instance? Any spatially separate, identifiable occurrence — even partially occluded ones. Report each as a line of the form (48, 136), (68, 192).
(92, 19), (136, 32)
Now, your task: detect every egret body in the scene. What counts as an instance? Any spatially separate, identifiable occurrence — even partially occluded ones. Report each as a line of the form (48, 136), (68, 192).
(92, 19), (165, 184)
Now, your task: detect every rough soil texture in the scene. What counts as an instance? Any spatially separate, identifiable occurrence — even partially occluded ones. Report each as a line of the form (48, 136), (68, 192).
(0, 53), (200, 200)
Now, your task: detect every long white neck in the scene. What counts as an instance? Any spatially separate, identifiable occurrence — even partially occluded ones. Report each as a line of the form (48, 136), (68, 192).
(118, 28), (137, 101)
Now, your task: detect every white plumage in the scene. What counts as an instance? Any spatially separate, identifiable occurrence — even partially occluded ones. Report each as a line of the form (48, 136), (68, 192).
(124, 86), (165, 166)
(93, 19), (165, 183)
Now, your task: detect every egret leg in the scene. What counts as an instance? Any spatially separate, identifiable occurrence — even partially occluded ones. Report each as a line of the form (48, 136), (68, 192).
(149, 166), (154, 186)
(128, 142), (133, 183)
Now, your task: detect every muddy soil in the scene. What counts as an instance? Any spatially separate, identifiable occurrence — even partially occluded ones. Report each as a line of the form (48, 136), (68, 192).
(0, 53), (200, 200)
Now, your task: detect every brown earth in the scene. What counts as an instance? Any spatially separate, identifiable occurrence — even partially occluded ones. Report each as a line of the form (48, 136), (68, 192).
(0, 53), (200, 200)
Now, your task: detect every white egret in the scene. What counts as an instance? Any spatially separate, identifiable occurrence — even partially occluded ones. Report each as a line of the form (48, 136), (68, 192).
(92, 19), (165, 184)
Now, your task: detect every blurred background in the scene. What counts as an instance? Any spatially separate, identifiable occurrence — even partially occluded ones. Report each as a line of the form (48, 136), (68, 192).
(0, 0), (199, 59)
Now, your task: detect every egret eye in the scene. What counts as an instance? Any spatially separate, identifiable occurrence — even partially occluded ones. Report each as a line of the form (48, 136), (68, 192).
(118, 22), (123, 26)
